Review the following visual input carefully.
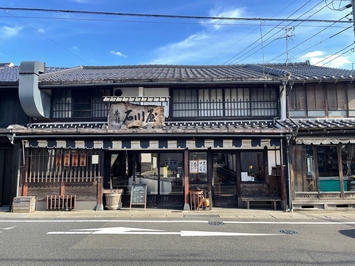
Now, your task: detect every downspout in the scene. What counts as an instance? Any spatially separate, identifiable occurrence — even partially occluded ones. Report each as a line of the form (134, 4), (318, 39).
(19, 61), (50, 119)
(286, 79), (295, 211)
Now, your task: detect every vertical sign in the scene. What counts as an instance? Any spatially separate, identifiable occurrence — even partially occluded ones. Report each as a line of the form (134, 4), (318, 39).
(189, 160), (198, 173)
(72, 153), (78, 167)
(198, 160), (207, 173)
(55, 153), (62, 167)
(79, 153), (87, 166)
(63, 153), (70, 167)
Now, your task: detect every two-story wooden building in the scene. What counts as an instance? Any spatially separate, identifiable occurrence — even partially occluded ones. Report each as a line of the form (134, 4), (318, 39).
(2, 60), (354, 211)
(279, 68), (355, 210)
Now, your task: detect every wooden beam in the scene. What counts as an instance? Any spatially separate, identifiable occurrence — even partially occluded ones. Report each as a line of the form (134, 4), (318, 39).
(183, 149), (190, 209)
(337, 144), (344, 198)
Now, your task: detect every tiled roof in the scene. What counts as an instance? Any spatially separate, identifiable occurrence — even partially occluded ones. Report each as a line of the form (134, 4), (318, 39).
(26, 120), (287, 133)
(278, 118), (355, 130)
(0, 61), (354, 84)
(0, 65), (71, 82)
(255, 63), (354, 81)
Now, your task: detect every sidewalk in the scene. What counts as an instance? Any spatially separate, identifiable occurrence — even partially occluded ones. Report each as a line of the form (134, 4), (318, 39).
(1, 206), (355, 220)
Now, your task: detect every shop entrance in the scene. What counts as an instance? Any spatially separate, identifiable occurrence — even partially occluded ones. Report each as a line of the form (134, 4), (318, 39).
(187, 151), (239, 207)
(105, 149), (270, 209)
(106, 151), (184, 208)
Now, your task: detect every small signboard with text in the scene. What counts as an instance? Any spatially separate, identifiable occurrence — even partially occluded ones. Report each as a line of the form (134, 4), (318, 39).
(130, 184), (147, 210)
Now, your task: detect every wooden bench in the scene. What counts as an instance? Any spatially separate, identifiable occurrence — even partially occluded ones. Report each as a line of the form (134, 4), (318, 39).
(241, 197), (281, 210)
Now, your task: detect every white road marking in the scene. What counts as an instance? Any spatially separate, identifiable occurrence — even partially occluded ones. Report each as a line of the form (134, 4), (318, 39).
(180, 231), (280, 236)
(0, 226), (16, 230)
(47, 226), (282, 236)
(0, 225), (16, 234)
(0, 219), (355, 225)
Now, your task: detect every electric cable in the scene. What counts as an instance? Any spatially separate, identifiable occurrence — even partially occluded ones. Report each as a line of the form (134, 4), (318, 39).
(314, 42), (354, 65)
(0, 6), (351, 23)
(230, 0), (328, 64)
(269, 12), (352, 63)
(223, 0), (317, 64)
(205, 0), (300, 64)
(3, 10), (90, 65)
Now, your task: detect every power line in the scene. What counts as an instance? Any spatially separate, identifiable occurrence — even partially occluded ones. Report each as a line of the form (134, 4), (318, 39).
(229, 0), (327, 64)
(269, 12), (352, 63)
(314, 42), (354, 65)
(3, 10), (90, 65)
(1, 15), (350, 28)
(0, 7), (352, 24)
(205, 0), (300, 64)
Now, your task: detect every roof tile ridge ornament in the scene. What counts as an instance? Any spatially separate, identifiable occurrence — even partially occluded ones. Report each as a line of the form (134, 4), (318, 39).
(39, 66), (84, 80)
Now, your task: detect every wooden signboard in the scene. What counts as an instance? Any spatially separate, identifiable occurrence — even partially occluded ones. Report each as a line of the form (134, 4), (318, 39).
(130, 184), (147, 210)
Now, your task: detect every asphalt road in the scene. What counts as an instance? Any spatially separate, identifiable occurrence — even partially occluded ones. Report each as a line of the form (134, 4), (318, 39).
(0, 217), (354, 266)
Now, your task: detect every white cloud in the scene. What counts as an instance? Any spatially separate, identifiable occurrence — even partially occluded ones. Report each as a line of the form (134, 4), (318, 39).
(301, 51), (324, 58)
(110, 51), (127, 58)
(301, 50), (351, 68)
(0, 26), (22, 38)
(72, 46), (79, 51)
(202, 7), (244, 30)
(149, 7), (246, 64)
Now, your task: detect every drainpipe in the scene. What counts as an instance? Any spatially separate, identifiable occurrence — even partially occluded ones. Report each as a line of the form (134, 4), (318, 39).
(280, 81), (287, 121)
(19, 61), (50, 119)
(285, 80), (295, 211)
(286, 134), (293, 211)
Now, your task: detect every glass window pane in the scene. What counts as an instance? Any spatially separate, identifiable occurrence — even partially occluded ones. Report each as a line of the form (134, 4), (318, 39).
(343, 144), (355, 191)
(189, 152), (207, 183)
(73, 91), (91, 118)
(240, 151), (264, 182)
(318, 146), (340, 192)
(159, 153), (183, 195)
(213, 153), (237, 195)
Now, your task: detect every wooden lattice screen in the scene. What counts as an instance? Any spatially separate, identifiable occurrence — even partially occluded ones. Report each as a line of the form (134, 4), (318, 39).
(26, 148), (102, 183)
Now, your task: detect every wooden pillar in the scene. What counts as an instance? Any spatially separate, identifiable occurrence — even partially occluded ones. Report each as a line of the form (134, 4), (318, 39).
(236, 151), (241, 197)
(22, 183), (28, 196)
(96, 178), (103, 209)
(96, 152), (104, 211)
(337, 144), (344, 198)
(313, 145), (320, 196)
(60, 182), (65, 196)
(280, 165), (287, 201)
(183, 149), (190, 210)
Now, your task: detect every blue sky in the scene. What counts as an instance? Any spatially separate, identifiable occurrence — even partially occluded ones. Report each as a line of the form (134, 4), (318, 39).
(1, 0), (354, 69)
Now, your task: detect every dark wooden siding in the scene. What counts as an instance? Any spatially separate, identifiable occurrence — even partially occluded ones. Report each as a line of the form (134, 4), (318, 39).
(0, 148), (14, 206)
(27, 182), (97, 202)
(0, 90), (28, 127)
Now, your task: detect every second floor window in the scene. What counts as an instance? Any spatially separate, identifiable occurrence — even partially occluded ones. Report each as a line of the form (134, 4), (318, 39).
(172, 87), (278, 118)
(289, 83), (353, 118)
(52, 89), (110, 119)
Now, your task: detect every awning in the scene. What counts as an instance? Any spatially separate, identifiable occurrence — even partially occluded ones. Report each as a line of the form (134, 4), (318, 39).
(295, 138), (355, 145)
(24, 138), (281, 150)
(103, 96), (170, 103)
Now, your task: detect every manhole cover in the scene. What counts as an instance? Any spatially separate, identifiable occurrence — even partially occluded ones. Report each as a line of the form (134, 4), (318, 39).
(280, 229), (298, 234)
(208, 221), (224, 226)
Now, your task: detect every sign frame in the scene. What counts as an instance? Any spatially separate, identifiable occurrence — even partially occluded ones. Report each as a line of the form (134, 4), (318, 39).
(130, 184), (147, 210)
